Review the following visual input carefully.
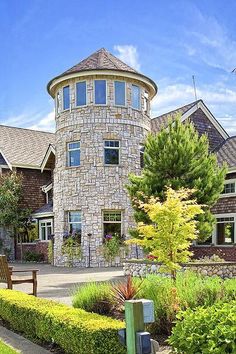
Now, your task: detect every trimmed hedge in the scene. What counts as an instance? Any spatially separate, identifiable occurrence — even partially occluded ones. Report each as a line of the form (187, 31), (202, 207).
(169, 300), (236, 353)
(0, 289), (126, 354)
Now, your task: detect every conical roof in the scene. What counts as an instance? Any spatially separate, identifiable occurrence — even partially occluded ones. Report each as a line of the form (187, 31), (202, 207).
(47, 48), (157, 98)
(62, 48), (139, 75)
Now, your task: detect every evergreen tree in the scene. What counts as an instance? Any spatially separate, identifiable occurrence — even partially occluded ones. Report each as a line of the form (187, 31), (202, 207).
(127, 116), (227, 241)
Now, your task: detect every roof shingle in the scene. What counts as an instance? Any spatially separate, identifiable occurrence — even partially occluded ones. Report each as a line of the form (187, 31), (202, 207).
(216, 136), (236, 168)
(0, 125), (55, 168)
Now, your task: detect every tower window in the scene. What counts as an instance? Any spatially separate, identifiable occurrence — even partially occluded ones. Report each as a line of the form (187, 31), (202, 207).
(104, 140), (120, 165)
(103, 211), (122, 239)
(95, 80), (106, 104)
(68, 211), (82, 241)
(140, 145), (145, 168)
(63, 85), (70, 110)
(131, 84), (140, 110)
(76, 81), (86, 106)
(67, 141), (80, 167)
(114, 81), (126, 106)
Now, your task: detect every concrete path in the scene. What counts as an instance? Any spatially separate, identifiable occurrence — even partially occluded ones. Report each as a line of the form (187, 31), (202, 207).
(1, 263), (124, 305)
(0, 325), (50, 353)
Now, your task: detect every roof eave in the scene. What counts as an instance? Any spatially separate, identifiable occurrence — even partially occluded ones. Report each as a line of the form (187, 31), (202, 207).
(47, 69), (158, 99)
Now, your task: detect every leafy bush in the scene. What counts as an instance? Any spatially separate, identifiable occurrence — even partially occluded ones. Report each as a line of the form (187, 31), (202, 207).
(192, 254), (225, 263)
(72, 282), (112, 315)
(0, 339), (18, 354)
(23, 250), (44, 262)
(169, 301), (236, 353)
(0, 289), (125, 354)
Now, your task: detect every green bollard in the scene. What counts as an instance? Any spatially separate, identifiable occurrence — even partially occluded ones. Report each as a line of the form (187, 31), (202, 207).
(125, 300), (145, 354)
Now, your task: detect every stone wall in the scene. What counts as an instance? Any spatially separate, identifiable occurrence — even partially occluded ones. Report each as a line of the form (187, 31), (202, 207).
(53, 74), (152, 266)
(124, 260), (236, 279)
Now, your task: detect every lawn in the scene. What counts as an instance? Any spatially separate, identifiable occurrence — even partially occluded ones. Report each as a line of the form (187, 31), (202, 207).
(0, 340), (18, 354)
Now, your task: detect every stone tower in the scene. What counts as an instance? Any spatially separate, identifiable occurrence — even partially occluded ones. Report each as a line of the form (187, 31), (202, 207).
(47, 48), (157, 266)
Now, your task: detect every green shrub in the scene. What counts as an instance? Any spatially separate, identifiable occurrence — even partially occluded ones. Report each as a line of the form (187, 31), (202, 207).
(0, 340), (18, 354)
(23, 250), (44, 262)
(72, 282), (112, 315)
(0, 289), (125, 354)
(169, 301), (236, 353)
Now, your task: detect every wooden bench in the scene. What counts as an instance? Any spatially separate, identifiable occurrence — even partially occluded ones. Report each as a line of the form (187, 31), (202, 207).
(0, 255), (38, 296)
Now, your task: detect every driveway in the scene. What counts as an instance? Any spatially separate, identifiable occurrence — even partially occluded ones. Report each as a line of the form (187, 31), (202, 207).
(0, 263), (124, 306)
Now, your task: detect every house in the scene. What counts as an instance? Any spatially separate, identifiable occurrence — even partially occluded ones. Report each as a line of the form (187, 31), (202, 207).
(0, 48), (236, 264)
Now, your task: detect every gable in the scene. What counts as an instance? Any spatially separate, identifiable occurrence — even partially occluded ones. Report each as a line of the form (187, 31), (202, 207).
(0, 152), (7, 166)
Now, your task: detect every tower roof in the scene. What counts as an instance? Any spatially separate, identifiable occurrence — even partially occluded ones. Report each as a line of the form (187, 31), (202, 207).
(62, 48), (139, 75)
(47, 48), (157, 98)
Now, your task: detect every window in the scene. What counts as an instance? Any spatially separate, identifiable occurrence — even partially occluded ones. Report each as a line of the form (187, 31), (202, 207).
(39, 219), (53, 241)
(68, 211), (82, 240)
(56, 92), (60, 114)
(131, 84), (140, 109)
(215, 217), (235, 245)
(222, 182), (235, 195)
(76, 81), (86, 106)
(103, 211), (122, 238)
(67, 141), (80, 167)
(144, 91), (149, 113)
(63, 86), (70, 110)
(104, 140), (120, 165)
(114, 81), (125, 106)
(140, 145), (145, 168)
(95, 80), (106, 104)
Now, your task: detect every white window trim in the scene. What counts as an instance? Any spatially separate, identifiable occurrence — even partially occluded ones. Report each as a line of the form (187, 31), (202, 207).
(103, 140), (120, 166)
(103, 210), (123, 236)
(212, 213), (236, 246)
(67, 141), (81, 167)
(93, 79), (108, 106)
(131, 84), (141, 111)
(39, 219), (53, 242)
(68, 211), (82, 234)
(62, 85), (70, 112)
(75, 80), (87, 107)
(114, 80), (126, 107)
(220, 178), (236, 198)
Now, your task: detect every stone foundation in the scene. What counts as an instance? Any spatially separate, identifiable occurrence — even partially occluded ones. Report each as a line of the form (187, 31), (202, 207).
(123, 260), (236, 279)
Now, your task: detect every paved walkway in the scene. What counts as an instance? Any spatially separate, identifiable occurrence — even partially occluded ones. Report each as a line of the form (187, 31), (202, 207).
(0, 263), (124, 305)
(0, 325), (50, 353)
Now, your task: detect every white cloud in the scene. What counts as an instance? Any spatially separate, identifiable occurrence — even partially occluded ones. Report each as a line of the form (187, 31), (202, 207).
(183, 9), (236, 71)
(151, 82), (236, 135)
(1, 110), (55, 132)
(113, 45), (141, 71)
(28, 111), (55, 132)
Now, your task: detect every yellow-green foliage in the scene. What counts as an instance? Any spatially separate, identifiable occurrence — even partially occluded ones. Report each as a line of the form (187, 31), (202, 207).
(0, 289), (125, 354)
(0, 340), (18, 354)
(127, 187), (203, 278)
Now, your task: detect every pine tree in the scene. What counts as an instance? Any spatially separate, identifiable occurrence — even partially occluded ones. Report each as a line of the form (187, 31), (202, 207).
(127, 116), (227, 241)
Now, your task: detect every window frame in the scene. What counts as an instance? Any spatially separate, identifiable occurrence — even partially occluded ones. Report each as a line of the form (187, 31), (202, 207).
(212, 213), (236, 246)
(62, 85), (70, 111)
(94, 79), (107, 105)
(39, 219), (53, 242)
(114, 80), (126, 107)
(140, 144), (145, 168)
(220, 179), (236, 197)
(75, 81), (87, 107)
(67, 141), (81, 167)
(103, 140), (120, 166)
(103, 210), (123, 238)
(68, 211), (82, 238)
(131, 84), (141, 110)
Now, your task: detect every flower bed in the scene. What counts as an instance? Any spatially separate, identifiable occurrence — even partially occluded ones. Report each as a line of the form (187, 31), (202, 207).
(123, 260), (236, 279)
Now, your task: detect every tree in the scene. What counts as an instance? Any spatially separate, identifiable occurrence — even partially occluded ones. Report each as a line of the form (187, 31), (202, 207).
(0, 172), (32, 260)
(127, 117), (227, 241)
(126, 187), (203, 280)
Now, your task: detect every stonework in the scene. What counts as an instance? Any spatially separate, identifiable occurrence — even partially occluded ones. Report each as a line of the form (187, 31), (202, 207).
(124, 260), (236, 279)
(52, 74), (154, 266)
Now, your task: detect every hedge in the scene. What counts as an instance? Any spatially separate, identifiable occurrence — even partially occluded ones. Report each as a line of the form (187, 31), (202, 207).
(0, 289), (126, 354)
(169, 300), (236, 354)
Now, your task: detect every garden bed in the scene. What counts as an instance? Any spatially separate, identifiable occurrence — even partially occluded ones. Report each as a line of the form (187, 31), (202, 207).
(123, 260), (236, 278)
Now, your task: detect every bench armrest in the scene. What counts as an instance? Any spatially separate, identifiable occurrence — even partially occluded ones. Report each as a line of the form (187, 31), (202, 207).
(11, 269), (39, 273)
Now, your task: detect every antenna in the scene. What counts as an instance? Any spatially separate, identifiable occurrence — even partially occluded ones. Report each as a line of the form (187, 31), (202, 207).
(192, 75), (198, 101)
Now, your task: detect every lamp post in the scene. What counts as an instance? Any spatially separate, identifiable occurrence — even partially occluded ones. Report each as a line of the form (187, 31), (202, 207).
(87, 233), (92, 268)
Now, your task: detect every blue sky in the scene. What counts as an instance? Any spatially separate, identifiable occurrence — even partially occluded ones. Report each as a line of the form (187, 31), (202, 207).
(1, 0), (236, 134)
